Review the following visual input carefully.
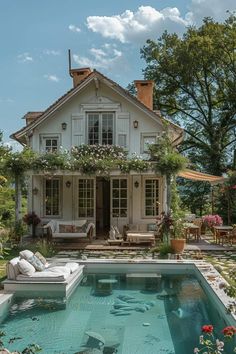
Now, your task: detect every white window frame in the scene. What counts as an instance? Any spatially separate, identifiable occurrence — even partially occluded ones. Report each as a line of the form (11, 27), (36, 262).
(87, 112), (114, 145)
(111, 178), (128, 218)
(40, 134), (61, 153)
(43, 177), (62, 217)
(141, 133), (159, 153)
(77, 178), (95, 218)
(142, 177), (160, 218)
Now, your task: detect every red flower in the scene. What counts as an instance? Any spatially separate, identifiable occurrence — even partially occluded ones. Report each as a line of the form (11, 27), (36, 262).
(202, 325), (214, 334)
(222, 326), (236, 338)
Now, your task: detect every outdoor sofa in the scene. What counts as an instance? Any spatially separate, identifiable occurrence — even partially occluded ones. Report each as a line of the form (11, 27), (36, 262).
(44, 219), (95, 240)
(3, 250), (84, 297)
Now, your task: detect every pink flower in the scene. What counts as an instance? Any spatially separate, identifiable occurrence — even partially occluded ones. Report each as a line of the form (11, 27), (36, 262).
(202, 215), (223, 228)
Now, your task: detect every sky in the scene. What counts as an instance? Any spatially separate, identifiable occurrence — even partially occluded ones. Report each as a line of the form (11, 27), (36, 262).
(0, 0), (235, 149)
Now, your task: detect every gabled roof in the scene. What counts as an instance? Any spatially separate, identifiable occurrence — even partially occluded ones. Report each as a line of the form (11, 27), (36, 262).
(11, 69), (183, 145)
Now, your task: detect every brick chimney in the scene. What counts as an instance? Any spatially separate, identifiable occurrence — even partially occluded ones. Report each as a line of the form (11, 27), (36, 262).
(70, 67), (92, 87)
(134, 80), (154, 110)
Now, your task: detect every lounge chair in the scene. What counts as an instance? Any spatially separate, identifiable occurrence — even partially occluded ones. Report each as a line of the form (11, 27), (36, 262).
(3, 250), (84, 298)
(107, 226), (123, 245)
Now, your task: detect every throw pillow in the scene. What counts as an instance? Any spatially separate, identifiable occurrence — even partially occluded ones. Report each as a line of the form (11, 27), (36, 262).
(19, 249), (34, 261)
(113, 226), (121, 236)
(109, 228), (116, 240)
(73, 226), (84, 233)
(28, 255), (45, 271)
(74, 222), (89, 233)
(17, 259), (35, 276)
(59, 224), (74, 233)
(7, 257), (20, 280)
(35, 251), (47, 265)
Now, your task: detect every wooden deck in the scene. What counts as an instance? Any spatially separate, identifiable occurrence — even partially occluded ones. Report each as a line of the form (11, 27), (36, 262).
(53, 236), (235, 252)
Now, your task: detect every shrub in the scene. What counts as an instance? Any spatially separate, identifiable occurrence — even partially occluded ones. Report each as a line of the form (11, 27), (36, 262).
(202, 214), (223, 228)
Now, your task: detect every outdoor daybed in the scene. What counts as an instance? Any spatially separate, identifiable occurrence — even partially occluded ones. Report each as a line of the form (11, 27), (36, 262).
(3, 250), (84, 298)
(44, 220), (95, 240)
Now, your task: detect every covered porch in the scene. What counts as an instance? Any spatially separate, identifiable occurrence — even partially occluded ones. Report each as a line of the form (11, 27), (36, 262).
(29, 170), (165, 239)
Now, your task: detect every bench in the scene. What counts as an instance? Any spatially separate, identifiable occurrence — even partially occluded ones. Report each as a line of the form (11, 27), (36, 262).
(44, 220), (95, 240)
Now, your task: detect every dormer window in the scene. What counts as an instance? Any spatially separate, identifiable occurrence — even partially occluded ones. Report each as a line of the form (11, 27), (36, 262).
(40, 135), (60, 153)
(87, 112), (114, 145)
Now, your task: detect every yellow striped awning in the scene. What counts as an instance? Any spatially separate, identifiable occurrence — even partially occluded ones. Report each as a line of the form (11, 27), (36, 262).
(178, 169), (226, 184)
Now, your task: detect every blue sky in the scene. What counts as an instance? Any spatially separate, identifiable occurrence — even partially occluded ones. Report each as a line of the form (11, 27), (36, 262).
(0, 0), (235, 149)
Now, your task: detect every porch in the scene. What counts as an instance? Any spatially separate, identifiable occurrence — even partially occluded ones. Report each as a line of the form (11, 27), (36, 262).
(30, 171), (165, 237)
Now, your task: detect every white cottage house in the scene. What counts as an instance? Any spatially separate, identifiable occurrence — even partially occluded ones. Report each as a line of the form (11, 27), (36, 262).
(11, 67), (183, 237)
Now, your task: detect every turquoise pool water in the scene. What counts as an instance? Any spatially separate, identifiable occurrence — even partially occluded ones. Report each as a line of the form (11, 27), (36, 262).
(0, 273), (234, 354)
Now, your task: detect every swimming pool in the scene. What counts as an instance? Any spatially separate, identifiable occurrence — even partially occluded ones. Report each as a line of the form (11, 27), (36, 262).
(0, 262), (235, 353)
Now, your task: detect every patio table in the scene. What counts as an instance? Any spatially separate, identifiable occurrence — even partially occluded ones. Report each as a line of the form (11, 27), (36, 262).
(213, 226), (233, 245)
(184, 223), (200, 242)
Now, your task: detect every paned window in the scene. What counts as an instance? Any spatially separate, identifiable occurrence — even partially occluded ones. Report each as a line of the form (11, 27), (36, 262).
(142, 135), (157, 153)
(44, 137), (59, 152)
(44, 178), (60, 216)
(78, 179), (94, 217)
(88, 112), (113, 145)
(112, 179), (127, 217)
(40, 135), (59, 153)
(144, 179), (159, 216)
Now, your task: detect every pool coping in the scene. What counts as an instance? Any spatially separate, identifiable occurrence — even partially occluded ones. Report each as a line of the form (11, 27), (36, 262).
(1, 258), (235, 325)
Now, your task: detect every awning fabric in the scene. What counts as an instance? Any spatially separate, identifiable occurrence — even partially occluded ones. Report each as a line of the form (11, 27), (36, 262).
(178, 169), (225, 184)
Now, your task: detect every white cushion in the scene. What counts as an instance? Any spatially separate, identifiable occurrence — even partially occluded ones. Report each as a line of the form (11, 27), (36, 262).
(54, 220), (87, 232)
(16, 272), (67, 282)
(65, 262), (79, 273)
(17, 259), (36, 276)
(7, 257), (20, 280)
(109, 228), (116, 240)
(19, 250), (34, 261)
(53, 232), (87, 238)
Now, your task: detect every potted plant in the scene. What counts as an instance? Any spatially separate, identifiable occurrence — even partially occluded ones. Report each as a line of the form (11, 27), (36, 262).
(23, 211), (41, 238)
(170, 218), (186, 254)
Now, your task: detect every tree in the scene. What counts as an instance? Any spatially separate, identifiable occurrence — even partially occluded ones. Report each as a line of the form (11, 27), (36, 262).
(141, 15), (236, 175)
(3, 149), (35, 224)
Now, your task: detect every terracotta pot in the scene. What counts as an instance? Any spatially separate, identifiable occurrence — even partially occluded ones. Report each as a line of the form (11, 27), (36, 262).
(170, 238), (186, 254)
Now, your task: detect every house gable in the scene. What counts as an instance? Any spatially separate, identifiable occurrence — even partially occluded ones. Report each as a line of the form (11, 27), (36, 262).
(11, 70), (183, 149)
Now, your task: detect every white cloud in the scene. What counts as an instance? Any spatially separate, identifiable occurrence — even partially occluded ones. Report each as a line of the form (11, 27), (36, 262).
(17, 52), (33, 63)
(44, 49), (61, 56)
(87, 6), (191, 43)
(44, 74), (60, 82)
(69, 24), (81, 33)
(73, 44), (122, 69)
(187, 0), (236, 24)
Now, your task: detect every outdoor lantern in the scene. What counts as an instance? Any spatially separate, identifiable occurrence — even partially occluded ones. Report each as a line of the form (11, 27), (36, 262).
(61, 122), (67, 130)
(134, 180), (139, 188)
(133, 120), (139, 129)
(65, 180), (71, 188)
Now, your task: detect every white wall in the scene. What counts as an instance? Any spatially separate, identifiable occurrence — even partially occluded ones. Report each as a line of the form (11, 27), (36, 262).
(31, 80), (164, 156)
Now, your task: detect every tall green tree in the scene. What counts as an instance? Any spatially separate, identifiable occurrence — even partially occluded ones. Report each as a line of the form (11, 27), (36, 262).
(141, 15), (236, 175)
